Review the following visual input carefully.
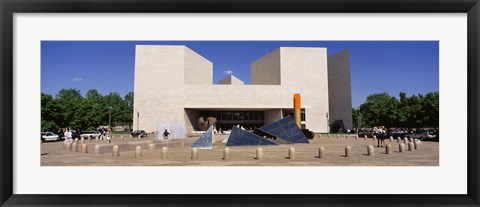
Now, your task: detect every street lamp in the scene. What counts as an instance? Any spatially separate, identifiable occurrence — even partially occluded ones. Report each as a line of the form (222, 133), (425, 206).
(137, 112), (139, 131)
(326, 112), (329, 132)
(356, 107), (361, 130)
(108, 106), (113, 130)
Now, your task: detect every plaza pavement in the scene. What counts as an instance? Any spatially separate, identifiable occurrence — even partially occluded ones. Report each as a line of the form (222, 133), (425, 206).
(41, 134), (439, 166)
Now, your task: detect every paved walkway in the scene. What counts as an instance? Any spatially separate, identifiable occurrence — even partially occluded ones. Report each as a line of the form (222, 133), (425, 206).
(41, 134), (439, 166)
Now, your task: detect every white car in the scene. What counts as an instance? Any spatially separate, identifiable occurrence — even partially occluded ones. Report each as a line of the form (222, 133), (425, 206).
(41, 132), (59, 142)
(80, 131), (101, 138)
(407, 130), (435, 140)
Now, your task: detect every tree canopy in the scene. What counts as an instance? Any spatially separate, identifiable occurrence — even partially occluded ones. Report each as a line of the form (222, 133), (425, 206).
(41, 88), (134, 132)
(354, 91), (439, 129)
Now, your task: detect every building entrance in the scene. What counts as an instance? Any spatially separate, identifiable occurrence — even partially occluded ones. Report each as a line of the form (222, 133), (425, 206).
(199, 110), (265, 131)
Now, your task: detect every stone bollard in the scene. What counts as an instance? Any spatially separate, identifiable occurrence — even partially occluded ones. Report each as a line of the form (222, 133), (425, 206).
(373, 135), (377, 141)
(256, 147), (263, 160)
(66, 142), (72, 151)
(288, 147), (296, 160)
(364, 135), (367, 140)
(367, 145), (375, 156)
(404, 138), (408, 144)
(409, 138), (413, 142)
(72, 142), (78, 152)
(130, 135), (133, 139)
(161, 147), (168, 159)
(191, 148), (198, 159)
(80, 137), (84, 144)
(81, 143), (88, 153)
(121, 135), (124, 140)
(95, 137), (99, 142)
(386, 144), (392, 154)
(399, 143), (406, 153)
(337, 134), (340, 139)
(389, 136), (393, 142)
(148, 143), (156, 150)
(397, 137), (400, 143)
(408, 142), (414, 151)
(345, 146), (351, 157)
(74, 138), (78, 143)
(135, 146), (142, 158)
(223, 147), (230, 160)
(112, 145), (120, 156)
(318, 147), (325, 158)
(345, 134), (349, 139)
(355, 134), (358, 140)
(88, 137), (91, 142)
(328, 134), (330, 139)
(414, 141), (420, 150)
(63, 140), (68, 150)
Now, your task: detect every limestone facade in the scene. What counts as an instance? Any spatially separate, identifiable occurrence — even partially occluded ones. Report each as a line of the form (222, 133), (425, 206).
(217, 74), (244, 85)
(133, 45), (352, 135)
(327, 49), (353, 130)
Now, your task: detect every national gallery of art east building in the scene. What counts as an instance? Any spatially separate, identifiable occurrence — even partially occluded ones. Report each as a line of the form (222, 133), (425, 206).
(133, 45), (352, 138)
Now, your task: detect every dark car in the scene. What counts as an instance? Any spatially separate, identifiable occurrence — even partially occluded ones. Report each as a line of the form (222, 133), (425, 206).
(358, 128), (374, 138)
(131, 130), (148, 138)
(71, 131), (81, 139)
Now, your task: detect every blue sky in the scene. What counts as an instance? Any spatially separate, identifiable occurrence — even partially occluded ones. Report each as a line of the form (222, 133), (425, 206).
(41, 41), (439, 107)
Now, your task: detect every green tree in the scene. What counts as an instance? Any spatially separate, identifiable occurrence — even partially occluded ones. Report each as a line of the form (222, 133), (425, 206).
(357, 91), (439, 129)
(41, 88), (135, 132)
(55, 88), (83, 129)
(84, 89), (105, 128)
(359, 92), (399, 128)
(103, 92), (124, 127)
(123, 92), (134, 129)
(420, 92), (439, 129)
(41, 93), (59, 131)
(124, 92), (134, 109)
(56, 88), (83, 100)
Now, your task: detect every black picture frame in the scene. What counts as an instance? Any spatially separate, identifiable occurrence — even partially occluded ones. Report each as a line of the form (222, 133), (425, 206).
(1, 0), (479, 206)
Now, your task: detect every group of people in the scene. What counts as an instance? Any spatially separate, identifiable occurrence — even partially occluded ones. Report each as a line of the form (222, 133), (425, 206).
(99, 130), (112, 143)
(373, 127), (392, 148)
(61, 128), (171, 142)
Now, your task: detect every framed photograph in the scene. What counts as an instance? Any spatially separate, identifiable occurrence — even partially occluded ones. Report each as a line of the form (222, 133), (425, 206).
(1, 0), (479, 206)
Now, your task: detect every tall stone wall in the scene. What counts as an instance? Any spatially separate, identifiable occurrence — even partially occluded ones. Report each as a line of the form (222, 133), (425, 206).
(184, 47), (213, 85)
(251, 49), (281, 85)
(327, 49), (353, 131)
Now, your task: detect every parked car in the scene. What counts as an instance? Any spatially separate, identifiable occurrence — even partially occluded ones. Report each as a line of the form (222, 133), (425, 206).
(406, 130), (436, 141)
(131, 130), (148, 138)
(357, 128), (374, 138)
(71, 131), (81, 139)
(80, 131), (101, 138)
(41, 132), (59, 142)
(392, 129), (409, 138)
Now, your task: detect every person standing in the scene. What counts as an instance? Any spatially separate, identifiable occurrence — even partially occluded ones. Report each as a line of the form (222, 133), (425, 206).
(106, 132), (111, 144)
(64, 130), (68, 140)
(163, 129), (170, 139)
(67, 130), (72, 140)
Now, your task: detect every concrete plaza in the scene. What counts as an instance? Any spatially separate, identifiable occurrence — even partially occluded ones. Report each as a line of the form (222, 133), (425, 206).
(41, 134), (438, 166)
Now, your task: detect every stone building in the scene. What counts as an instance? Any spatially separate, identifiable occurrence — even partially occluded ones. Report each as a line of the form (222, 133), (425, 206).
(133, 45), (352, 137)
